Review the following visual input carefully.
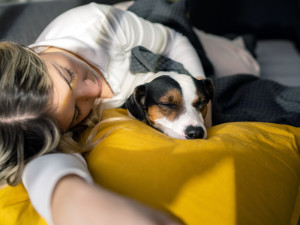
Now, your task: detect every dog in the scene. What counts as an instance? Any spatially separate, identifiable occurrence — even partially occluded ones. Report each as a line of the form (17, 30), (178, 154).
(124, 71), (214, 139)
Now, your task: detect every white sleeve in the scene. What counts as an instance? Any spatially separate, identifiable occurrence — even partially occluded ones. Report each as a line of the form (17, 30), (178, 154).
(110, 7), (205, 77)
(163, 32), (206, 78)
(22, 153), (93, 225)
(30, 3), (205, 78)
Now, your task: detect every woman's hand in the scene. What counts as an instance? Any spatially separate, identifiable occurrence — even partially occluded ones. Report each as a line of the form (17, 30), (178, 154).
(52, 175), (184, 225)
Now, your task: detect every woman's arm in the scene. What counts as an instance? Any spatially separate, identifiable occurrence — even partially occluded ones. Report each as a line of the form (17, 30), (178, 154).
(114, 7), (205, 77)
(52, 175), (183, 225)
(30, 3), (205, 78)
(22, 153), (183, 225)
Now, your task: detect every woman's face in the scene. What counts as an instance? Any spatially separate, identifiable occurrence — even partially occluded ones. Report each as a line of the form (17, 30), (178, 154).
(39, 50), (102, 132)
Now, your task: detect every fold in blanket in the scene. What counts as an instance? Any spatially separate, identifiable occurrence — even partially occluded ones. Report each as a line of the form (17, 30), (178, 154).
(130, 46), (191, 75)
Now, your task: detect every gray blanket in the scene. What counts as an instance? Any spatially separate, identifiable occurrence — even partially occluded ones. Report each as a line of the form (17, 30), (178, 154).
(212, 75), (300, 126)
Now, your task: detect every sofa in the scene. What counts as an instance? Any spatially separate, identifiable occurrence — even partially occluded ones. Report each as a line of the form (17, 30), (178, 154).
(0, 0), (299, 225)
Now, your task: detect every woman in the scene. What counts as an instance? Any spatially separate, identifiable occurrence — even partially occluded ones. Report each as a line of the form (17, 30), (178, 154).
(0, 2), (259, 225)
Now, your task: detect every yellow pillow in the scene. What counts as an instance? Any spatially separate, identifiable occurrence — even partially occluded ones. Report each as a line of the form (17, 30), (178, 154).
(0, 183), (47, 225)
(86, 109), (300, 225)
(1, 108), (300, 225)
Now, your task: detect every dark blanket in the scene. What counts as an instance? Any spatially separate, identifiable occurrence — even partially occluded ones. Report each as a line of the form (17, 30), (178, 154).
(212, 75), (300, 126)
(130, 46), (192, 75)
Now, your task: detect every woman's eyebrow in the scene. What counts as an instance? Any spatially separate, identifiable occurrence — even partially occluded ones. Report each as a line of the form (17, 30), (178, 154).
(52, 63), (73, 90)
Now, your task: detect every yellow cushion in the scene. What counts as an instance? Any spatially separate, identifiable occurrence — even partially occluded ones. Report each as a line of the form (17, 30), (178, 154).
(1, 108), (300, 225)
(0, 184), (47, 225)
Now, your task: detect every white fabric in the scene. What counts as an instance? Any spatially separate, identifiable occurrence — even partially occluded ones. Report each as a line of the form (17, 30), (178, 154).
(30, 3), (205, 108)
(22, 153), (93, 225)
(194, 29), (260, 77)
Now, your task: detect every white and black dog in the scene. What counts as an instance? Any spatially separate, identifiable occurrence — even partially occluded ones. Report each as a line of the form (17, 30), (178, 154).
(124, 72), (214, 139)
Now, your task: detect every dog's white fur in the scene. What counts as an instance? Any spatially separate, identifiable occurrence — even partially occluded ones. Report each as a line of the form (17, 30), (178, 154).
(151, 73), (207, 139)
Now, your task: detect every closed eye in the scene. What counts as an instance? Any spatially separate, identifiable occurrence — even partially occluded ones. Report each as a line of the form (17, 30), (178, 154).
(194, 99), (207, 108)
(193, 100), (202, 108)
(64, 67), (75, 83)
(159, 102), (178, 109)
(193, 99), (208, 112)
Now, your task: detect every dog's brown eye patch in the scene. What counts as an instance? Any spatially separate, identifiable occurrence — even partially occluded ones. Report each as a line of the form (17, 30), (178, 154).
(148, 105), (164, 123)
(160, 89), (182, 102)
(193, 94), (208, 118)
(192, 98), (202, 109)
(148, 89), (183, 123)
(192, 95), (204, 108)
(159, 90), (182, 108)
(201, 105), (208, 118)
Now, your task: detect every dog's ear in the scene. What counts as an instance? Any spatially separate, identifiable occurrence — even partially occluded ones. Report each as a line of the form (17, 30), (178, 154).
(198, 78), (214, 100)
(125, 85), (147, 121)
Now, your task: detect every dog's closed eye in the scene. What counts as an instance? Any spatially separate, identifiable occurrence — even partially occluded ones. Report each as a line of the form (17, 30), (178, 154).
(159, 102), (179, 110)
(192, 97), (208, 118)
(154, 89), (183, 115)
(151, 101), (182, 122)
(192, 99), (202, 108)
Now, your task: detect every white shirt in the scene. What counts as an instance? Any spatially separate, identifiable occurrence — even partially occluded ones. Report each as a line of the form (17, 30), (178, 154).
(30, 3), (204, 108)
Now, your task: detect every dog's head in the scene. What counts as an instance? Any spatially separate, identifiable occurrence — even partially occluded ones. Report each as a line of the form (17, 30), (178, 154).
(125, 72), (214, 139)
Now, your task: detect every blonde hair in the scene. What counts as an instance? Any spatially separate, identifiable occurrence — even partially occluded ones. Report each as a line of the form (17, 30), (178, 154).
(0, 42), (107, 186)
(59, 104), (131, 155)
(0, 42), (62, 186)
(59, 102), (103, 154)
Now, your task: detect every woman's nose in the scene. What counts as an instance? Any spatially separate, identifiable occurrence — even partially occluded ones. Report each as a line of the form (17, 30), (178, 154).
(77, 79), (100, 99)
(73, 79), (100, 123)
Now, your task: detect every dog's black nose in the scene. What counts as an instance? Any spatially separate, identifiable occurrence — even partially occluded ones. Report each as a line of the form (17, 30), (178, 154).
(185, 126), (204, 139)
